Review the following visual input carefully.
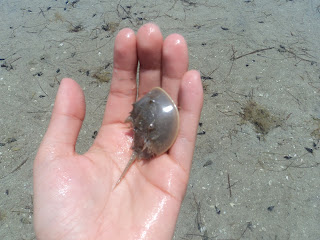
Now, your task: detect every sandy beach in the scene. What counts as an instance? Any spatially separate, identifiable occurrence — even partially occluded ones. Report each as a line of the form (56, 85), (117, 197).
(1, 0), (319, 239)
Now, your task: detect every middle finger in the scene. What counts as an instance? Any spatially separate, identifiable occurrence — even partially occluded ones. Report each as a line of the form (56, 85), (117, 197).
(136, 23), (163, 97)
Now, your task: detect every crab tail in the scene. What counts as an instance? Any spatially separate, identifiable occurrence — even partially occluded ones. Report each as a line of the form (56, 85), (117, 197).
(113, 151), (138, 190)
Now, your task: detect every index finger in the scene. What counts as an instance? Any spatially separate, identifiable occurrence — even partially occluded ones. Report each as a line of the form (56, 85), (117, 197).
(102, 28), (138, 125)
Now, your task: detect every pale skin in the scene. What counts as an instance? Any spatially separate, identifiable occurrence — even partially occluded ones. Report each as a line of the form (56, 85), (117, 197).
(33, 23), (203, 240)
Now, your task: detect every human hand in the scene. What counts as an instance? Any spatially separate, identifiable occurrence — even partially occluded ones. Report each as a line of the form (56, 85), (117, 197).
(33, 23), (203, 240)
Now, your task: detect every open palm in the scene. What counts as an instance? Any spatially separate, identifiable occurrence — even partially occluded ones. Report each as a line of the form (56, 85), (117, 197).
(33, 23), (203, 240)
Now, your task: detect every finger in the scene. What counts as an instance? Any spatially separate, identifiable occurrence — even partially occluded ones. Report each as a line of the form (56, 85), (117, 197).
(41, 78), (86, 156)
(161, 34), (189, 104)
(169, 70), (203, 173)
(136, 23), (163, 97)
(103, 28), (138, 125)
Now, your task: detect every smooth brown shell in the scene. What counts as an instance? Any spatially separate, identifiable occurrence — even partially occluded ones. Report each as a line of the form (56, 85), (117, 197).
(114, 87), (179, 189)
(127, 87), (179, 159)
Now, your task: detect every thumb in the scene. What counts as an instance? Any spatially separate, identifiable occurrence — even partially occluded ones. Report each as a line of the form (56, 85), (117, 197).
(39, 78), (86, 158)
